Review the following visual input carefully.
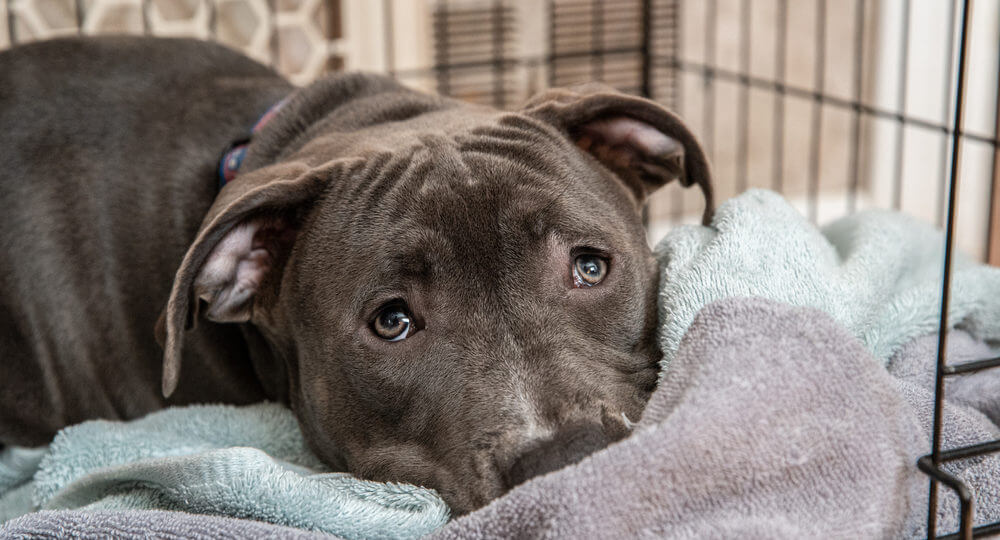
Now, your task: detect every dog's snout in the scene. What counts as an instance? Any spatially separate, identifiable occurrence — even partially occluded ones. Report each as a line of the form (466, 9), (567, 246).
(503, 422), (611, 489)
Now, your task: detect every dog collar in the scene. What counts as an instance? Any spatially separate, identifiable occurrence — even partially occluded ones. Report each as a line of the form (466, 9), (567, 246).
(217, 97), (289, 188)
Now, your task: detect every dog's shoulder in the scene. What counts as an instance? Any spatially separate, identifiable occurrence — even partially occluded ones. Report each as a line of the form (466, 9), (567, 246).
(0, 36), (275, 79)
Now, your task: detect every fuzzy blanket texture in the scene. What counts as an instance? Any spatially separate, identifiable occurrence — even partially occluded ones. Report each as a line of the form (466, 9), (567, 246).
(2, 189), (999, 538)
(657, 189), (1000, 372)
(0, 404), (448, 539)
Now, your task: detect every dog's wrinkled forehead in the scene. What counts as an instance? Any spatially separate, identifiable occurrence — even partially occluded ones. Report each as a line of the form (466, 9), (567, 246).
(329, 117), (635, 273)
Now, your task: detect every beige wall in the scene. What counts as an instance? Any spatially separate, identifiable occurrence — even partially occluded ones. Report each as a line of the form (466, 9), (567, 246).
(1, 0), (344, 84)
(3, 0), (997, 258)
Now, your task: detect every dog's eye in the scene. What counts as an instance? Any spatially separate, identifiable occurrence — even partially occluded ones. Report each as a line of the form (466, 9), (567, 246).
(372, 303), (413, 341)
(573, 254), (609, 287)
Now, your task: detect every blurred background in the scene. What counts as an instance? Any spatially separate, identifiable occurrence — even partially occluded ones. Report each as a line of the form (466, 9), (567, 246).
(1, 0), (998, 261)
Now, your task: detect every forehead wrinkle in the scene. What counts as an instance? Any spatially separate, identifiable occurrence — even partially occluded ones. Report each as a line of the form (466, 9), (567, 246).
(356, 149), (430, 219)
(389, 227), (453, 281)
(460, 113), (578, 172)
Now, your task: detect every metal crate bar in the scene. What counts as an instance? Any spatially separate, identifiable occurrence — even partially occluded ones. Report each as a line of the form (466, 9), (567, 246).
(921, 0), (1000, 538)
(932, 439), (1000, 464)
(770, 0), (787, 194)
(847, 0), (865, 214)
(936, 0), (960, 227)
(6, 0), (15, 45)
(891, 0), (912, 211)
(919, 455), (973, 537)
(701, 0), (716, 160)
(735, 0), (750, 193)
(656, 57), (1000, 148)
(942, 356), (1000, 376)
(935, 523), (1000, 540)
(806, 0), (826, 223)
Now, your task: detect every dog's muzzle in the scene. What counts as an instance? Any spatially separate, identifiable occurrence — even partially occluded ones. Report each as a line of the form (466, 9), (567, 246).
(502, 421), (613, 489)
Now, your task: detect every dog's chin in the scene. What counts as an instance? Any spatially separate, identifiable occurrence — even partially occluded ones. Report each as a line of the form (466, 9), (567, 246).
(341, 442), (503, 516)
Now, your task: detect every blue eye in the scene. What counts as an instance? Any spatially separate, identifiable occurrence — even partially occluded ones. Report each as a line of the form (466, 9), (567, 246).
(573, 254), (609, 287)
(372, 304), (412, 341)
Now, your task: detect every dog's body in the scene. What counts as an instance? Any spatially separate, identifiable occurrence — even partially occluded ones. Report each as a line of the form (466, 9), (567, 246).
(0, 38), (289, 442)
(0, 37), (711, 513)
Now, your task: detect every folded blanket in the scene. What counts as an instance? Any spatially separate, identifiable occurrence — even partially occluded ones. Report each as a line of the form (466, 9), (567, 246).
(655, 189), (1000, 373)
(431, 298), (954, 539)
(0, 403), (449, 539)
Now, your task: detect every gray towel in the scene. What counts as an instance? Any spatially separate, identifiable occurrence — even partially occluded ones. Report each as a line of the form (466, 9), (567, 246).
(0, 509), (336, 539)
(888, 331), (1000, 536)
(889, 330), (1000, 427)
(431, 297), (928, 539)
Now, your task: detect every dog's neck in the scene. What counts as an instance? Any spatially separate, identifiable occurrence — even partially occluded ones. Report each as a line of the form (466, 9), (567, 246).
(234, 73), (460, 175)
(217, 97), (290, 187)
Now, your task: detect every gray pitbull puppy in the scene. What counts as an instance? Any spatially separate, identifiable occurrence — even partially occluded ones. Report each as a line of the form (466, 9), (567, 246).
(0, 37), (712, 513)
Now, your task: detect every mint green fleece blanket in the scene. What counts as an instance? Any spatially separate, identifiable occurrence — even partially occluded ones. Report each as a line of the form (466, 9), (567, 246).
(656, 189), (1000, 374)
(0, 403), (449, 538)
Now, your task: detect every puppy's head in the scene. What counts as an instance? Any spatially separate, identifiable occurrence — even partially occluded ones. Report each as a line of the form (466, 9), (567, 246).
(159, 77), (712, 514)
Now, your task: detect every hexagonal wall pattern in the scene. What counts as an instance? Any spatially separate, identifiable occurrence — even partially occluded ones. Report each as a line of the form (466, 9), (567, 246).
(2, 0), (344, 83)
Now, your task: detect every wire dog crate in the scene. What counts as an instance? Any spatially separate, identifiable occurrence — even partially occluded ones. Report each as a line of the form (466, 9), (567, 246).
(1, 0), (998, 537)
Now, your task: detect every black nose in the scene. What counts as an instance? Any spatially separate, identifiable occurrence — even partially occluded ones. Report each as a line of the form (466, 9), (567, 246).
(503, 422), (612, 489)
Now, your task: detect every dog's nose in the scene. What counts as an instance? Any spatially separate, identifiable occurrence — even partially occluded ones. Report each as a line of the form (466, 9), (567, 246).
(502, 422), (612, 489)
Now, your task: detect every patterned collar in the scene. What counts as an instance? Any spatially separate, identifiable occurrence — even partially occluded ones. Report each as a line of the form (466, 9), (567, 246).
(217, 97), (289, 188)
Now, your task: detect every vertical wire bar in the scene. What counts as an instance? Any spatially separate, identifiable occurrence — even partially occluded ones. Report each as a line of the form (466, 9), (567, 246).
(590, 0), (603, 82)
(266, 0), (278, 68)
(736, 0), (751, 193)
(382, 0), (395, 76)
(891, 0), (911, 211)
(141, 0), (150, 35)
(274, 0), (282, 72)
(6, 0), (16, 45)
(547, 0), (556, 88)
(640, 0), (653, 229)
(74, 0), (84, 34)
(771, 0), (787, 194)
(988, 59), (1000, 265)
(208, 0), (217, 40)
(847, 0), (865, 213)
(640, 0), (652, 98)
(936, 0), (959, 227)
(666, 0), (680, 108)
(491, 0), (504, 108)
(703, 0), (716, 160)
(807, 0), (827, 223)
(927, 0), (972, 536)
(672, 0), (685, 223)
(434, 1), (450, 96)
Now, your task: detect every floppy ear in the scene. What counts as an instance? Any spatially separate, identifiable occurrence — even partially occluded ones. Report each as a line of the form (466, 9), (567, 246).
(522, 83), (714, 224)
(156, 160), (330, 397)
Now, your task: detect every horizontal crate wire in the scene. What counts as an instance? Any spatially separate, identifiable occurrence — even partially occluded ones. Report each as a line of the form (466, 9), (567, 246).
(1, 0), (999, 537)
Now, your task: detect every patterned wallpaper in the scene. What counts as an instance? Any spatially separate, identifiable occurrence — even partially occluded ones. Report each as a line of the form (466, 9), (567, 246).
(1, 0), (343, 84)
